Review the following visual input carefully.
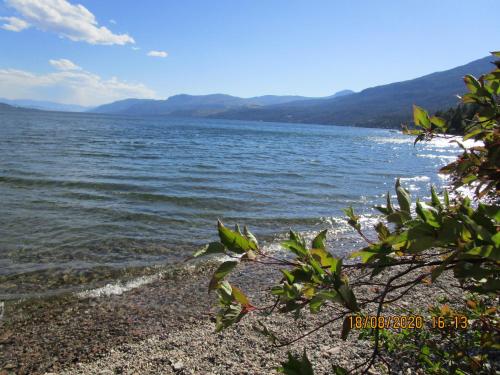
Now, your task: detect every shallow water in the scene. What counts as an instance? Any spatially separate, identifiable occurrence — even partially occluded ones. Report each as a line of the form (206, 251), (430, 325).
(0, 109), (459, 298)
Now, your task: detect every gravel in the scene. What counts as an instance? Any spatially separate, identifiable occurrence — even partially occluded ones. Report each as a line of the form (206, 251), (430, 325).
(0, 259), (463, 375)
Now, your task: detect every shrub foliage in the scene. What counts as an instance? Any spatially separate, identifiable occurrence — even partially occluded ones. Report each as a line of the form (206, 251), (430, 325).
(195, 52), (500, 374)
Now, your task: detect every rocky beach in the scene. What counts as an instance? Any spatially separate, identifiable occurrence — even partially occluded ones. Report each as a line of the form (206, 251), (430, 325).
(0, 257), (468, 375)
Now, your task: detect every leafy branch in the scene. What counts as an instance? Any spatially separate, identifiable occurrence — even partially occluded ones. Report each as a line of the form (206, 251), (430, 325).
(194, 51), (500, 374)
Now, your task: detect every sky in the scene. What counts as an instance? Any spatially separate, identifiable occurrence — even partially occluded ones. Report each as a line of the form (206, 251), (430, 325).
(0, 0), (499, 107)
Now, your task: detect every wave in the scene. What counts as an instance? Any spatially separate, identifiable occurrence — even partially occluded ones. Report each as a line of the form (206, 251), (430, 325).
(76, 272), (166, 298)
(416, 154), (457, 161)
(400, 176), (431, 182)
(0, 175), (145, 192)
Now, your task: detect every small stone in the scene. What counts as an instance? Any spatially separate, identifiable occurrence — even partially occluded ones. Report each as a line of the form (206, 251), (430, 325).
(327, 347), (340, 355)
(0, 330), (13, 344)
(172, 361), (184, 371)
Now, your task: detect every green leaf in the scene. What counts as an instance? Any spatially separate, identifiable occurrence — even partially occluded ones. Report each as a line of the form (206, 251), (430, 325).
(416, 202), (440, 228)
(413, 105), (431, 129)
(386, 191), (395, 213)
(343, 206), (361, 231)
(466, 245), (500, 261)
(209, 261), (238, 291)
(350, 248), (380, 263)
(282, 238), (309, 258)
(375, 192), (395, 215)
(375, 222), (390, 241)
(407, 225), (436, 253)
(243, 225), (259, 247)
(480, 205), (499, 223)
(395, 179), (411, 213)
(193, 241), (226, 257)
(217, 220), (257, 254)
(437, 218), (462, 243)
(386, 211), (409, 226)
(386, 231), (409, 246)
(332, 365), (348, 375)
(278, 351), (314, 375)
(464, 75), (481, 93)
(234, 223), (242, 235)
(281, 269), (295, 283)
(492, 232), (500, 248)
(309, 290), (338, 313)
(430, 185), (442, 209)
(460, 214), (492, 242)
(338, 284), (359, 311)
(443, 189), (450, 208)
(430, 116), (446, 129)
(216, 281), (233, 304)
(215, 303), (243, 332)
(312, 229), (327, 250)
(289, 230), (306, 248)
(310, 248), (340, 273)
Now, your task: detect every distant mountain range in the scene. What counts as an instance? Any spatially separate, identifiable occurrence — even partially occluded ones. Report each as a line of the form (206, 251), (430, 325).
(89, 90), (355, 117)
(0, 98), (90, 112)
(1, 56), (495, 129)
(0, 102), (36, 112)
(210, 56), (494, 128)
(89, 56), (493, 128)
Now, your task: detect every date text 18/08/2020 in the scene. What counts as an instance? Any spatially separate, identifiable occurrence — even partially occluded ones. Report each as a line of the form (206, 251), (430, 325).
(348, 315), (469, 330)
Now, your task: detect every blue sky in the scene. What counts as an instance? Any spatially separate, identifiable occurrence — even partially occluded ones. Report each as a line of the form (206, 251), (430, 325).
(0, 0), (499, 106)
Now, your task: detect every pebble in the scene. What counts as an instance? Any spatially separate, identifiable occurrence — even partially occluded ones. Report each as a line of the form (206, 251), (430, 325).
(0, 264), (472, 374)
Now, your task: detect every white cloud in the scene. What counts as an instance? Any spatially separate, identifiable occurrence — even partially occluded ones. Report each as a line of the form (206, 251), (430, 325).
(2, 0), (134, 45)
(109, 19), (116, 24)
(131, 46), (141, 51)
(147, 50), (168, 58)
(0, 61), (157, 106)
(0, 16), (30, 31)
(49, 58), (81, 71)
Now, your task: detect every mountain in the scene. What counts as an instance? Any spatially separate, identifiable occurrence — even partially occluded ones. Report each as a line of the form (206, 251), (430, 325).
(0, 102), (38, 112)
(0, 98), (90, 112)
(90, 98), (152, 114)
(325, 89), (355, 99)
(212, 56), (494, 128)
(90, 91), (353, 116)
(89, 56), (493, 128)
(0, 102), (16, 111)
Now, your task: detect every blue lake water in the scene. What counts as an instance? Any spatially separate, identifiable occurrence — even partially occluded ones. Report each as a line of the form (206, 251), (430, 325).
(0, 109), (459, 298)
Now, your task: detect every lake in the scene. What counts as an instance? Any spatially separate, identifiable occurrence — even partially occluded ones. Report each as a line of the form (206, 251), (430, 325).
(0, 109), (459, 299)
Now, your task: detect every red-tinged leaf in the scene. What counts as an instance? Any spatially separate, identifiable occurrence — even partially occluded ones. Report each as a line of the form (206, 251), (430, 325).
(231, 285), (251, 306)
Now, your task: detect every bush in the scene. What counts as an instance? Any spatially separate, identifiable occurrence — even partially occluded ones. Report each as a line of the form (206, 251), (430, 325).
(195, 51), (500, 374)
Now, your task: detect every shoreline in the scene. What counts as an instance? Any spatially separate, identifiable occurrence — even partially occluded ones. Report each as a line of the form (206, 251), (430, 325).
(0, 255), (468, 375)
(0, 260), (219, 374)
